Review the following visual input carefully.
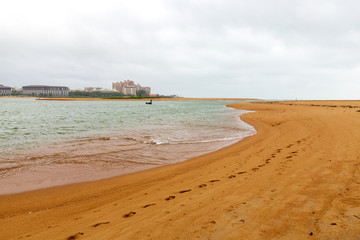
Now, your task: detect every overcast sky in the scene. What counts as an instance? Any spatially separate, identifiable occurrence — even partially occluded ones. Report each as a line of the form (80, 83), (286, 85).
(1, 0), (359, 99)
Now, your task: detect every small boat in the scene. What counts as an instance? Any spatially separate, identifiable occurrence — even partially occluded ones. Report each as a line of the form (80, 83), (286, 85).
(146, 99), (152, 105)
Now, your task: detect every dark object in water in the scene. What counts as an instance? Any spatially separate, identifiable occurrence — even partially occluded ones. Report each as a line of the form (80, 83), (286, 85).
(146, 99), (152, 105)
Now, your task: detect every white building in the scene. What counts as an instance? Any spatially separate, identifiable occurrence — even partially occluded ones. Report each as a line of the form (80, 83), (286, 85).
(0, 84), (12, 95)
(22, 85), (69, 96)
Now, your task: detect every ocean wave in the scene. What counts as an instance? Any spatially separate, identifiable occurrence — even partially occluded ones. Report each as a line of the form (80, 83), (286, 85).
(145, 134), (253, 146)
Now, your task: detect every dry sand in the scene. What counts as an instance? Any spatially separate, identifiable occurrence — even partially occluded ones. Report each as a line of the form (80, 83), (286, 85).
(1, 100), (360, 239)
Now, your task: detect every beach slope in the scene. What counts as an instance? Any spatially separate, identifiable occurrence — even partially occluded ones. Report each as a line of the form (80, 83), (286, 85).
(1, 100), (360, 239)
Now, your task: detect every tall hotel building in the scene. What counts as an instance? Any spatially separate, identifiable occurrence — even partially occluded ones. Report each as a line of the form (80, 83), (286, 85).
(112, 80), (151, 96)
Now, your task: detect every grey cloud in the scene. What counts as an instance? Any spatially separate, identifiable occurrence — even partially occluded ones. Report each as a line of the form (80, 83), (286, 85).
(0, 0), (359, 99)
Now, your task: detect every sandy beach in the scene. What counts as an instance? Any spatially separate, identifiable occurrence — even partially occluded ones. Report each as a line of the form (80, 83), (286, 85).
(1, 100), (360, 239)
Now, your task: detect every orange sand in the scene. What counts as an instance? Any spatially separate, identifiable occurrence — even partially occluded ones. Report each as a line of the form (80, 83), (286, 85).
(1, 100), (360, 239)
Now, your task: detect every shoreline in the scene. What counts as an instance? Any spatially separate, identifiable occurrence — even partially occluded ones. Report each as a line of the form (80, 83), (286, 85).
(0, 125), (255, 196)
(0, 100), (255, 195)
(1, 100), (360, 239)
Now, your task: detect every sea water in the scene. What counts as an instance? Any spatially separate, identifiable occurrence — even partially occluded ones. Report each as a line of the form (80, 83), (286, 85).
(0, 98), (255, 194)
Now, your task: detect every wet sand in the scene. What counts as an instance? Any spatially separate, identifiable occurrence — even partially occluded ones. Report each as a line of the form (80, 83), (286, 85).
(1, 100), (360, 239)
(0, 132), (245, 195)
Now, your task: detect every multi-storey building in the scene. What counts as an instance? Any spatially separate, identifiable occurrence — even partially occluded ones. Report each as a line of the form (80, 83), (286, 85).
(22, 85), (69, 96)
(0, 84), (12, 95)
(112, 80), (151, 96)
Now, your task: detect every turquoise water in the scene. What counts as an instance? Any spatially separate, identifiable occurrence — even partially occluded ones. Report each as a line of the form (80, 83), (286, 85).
(0, 98), (255, 194)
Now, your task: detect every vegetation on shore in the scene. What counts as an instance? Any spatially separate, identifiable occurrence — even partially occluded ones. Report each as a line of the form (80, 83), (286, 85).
(69, 90), (125, 98)
(102, 96), (170, 99)
(69, 91), (171, 99)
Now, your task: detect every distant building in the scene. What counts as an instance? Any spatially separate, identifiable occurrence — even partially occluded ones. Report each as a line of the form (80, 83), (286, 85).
(112, 80), (151, 96)
(85, 87), (102, 92)
(85, 87), (116, 93)
(22, 85), (69, 96)
(0, 84), (12, 96)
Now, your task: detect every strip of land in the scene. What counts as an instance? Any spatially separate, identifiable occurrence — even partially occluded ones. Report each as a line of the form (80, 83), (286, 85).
(0, 100), (360, 239)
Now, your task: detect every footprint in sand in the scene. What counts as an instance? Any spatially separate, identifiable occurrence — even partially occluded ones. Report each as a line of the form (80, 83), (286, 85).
(123, 211), (136, 218)
(179, 189), (192, 193)
(92, 222), (110, 227)
(142, 203), (156, 208)
(237, 171), (247, 175)
(165, 196), (176, 201)
(67, 232), (84, 240)
(209, 180), (220, 183)
(198, 184), (207, 188)
(18, 235), (31, 239)
(228, 175), (236, 179)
